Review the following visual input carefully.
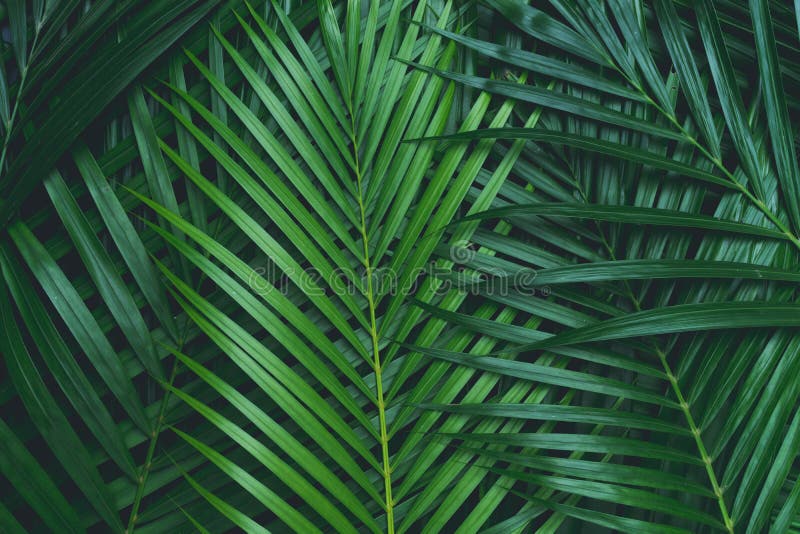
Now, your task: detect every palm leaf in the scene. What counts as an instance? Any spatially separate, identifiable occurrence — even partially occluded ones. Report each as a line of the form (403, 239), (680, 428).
(3, 1), (800, 532)
(408, 1), (800, 531)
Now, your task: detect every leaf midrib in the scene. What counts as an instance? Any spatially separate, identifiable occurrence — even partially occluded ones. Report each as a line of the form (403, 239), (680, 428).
(583, 187), (735, 532)
(353, 129), (394, 532)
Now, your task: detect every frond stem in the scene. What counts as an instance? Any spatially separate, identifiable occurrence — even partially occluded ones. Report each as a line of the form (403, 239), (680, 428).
(599, 57), (800, 253)
(586, 200), (734, 531)
(635, 83), (800, 252)
(605, 61), (793, 529)
(655, 346), (734, 533)
(126, 359), (180, 534)
(353, 134), (394, 533)
(618, 73), (796, 526)
(623, 273), (734, 532)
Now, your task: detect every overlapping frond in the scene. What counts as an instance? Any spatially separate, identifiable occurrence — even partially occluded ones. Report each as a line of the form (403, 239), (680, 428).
(411, 1), (800, 531)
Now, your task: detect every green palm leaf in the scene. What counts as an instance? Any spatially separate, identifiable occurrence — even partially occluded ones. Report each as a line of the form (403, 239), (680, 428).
(2, 1), (800, 532)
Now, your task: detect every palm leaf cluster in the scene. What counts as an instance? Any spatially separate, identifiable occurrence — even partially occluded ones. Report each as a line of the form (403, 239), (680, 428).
(0, 0), (799, 532)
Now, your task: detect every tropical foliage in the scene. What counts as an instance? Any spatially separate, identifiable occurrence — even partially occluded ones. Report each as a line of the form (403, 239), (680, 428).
(1, 0), (799, 532)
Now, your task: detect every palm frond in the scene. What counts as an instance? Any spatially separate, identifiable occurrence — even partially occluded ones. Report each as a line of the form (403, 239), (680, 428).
(2, 1), (800, 532)
(409, 1), (800, 531)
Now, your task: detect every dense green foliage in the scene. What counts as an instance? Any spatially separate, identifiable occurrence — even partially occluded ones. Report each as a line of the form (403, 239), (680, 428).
(1, 0), (800, 532)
